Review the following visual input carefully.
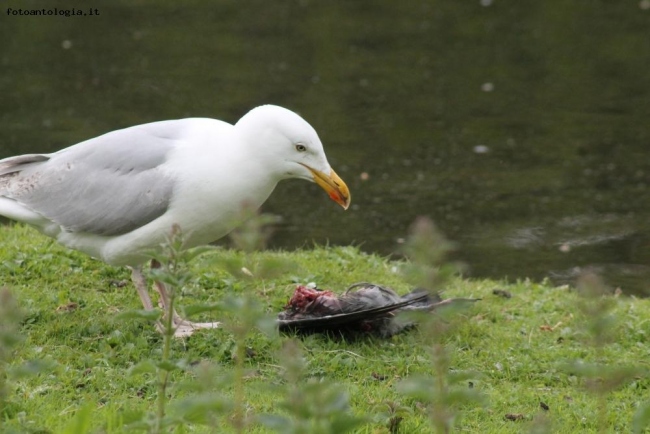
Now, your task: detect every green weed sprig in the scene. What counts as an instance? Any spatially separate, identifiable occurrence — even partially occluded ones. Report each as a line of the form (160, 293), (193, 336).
(566, 272), (648, 434)
(258, 339), (366, 433)
(397, 217), (483, 433)
(122, 224), (221, 433)
(0, 288), (22, 425)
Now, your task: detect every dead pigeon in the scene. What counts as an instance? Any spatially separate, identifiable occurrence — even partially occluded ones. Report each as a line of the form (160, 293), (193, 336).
(277, 282), (478, 337)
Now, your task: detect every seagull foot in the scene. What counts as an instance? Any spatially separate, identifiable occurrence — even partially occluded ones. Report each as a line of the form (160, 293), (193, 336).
(156, 317), (221, 338)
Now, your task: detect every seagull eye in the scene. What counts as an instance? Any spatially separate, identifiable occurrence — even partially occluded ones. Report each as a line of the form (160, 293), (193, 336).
(295, 144), (307, 152)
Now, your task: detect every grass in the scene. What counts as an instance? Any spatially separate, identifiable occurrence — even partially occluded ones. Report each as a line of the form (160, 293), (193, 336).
(0, 222), (649, 433)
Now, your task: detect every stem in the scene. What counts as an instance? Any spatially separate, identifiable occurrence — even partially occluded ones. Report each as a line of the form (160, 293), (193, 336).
(0, 364), (6, 432)
(431, 342), (450, 434)
(155, 260), (176, 434)
(0, 290), (20, 434)
(232, 328), (245, 433)
(596, 347), (607, 434)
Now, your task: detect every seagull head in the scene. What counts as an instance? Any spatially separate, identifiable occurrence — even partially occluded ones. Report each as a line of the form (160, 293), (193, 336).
(235, 105), (351, 210)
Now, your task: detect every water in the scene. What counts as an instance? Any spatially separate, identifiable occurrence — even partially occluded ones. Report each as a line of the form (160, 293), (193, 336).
(2, 1), (650, 293)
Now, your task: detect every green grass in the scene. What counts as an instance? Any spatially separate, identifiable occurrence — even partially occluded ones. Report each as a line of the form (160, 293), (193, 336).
(1, 223), (649, 433)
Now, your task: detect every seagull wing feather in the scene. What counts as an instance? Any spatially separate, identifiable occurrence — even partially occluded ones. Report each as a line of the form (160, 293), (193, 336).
(0, 123), (181, 236)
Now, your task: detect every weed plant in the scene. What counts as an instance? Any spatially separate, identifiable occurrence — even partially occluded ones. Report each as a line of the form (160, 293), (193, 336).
(566, 273), (649, 434)
(396, 217), (483, 433)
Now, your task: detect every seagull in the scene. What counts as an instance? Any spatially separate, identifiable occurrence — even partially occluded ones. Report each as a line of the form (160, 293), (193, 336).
(0, 105), (351, 336)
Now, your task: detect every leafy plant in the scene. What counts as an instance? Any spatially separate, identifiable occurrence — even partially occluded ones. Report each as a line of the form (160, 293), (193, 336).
(120, 210), (290, 433)
(397, 217), (483, 433)
(0, 288), (22, 424)
(121, 224), (222, 433)
(0, 288), (55, 434)
(566, 272), (648, 434)
(258, 339), (366, 433)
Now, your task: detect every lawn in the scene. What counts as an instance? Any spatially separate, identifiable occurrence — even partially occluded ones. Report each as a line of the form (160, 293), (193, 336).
(1, 223), (649, 433)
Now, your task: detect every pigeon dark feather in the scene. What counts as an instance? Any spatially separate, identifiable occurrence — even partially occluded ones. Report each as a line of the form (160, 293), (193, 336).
(278, 283), (479, 337)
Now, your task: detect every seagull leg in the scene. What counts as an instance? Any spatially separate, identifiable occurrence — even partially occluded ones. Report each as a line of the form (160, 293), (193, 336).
(130, 266), (166, 333)
(130, 266), (155, 311)
(150, 259), (220, 337)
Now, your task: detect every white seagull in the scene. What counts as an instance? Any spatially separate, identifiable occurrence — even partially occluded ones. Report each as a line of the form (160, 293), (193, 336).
(0, 105), (351, 336)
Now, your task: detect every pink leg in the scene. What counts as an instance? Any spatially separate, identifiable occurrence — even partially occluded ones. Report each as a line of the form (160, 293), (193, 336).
(130, 266), (154, 310)
(150, 259), (220, 337)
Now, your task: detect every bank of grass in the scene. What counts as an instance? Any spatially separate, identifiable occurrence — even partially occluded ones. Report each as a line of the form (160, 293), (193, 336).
(0, 223), (649, 433)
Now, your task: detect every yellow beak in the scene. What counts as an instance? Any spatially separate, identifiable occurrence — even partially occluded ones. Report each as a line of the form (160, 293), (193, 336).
(300, 164), (351, 210)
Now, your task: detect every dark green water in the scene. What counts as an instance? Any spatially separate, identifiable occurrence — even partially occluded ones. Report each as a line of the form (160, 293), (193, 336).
(2, 1), (650, 293)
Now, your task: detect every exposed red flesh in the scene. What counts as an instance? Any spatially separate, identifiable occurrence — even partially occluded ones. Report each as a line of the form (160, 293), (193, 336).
(284, 285), (343, 318)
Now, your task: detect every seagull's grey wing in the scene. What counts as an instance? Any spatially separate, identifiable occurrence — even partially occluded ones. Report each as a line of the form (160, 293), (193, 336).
(0, 154), (50, 176)
(0, 124), (180, 236)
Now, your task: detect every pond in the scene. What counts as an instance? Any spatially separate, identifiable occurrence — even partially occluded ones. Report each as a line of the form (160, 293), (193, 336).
(2, 1), (650, 294)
